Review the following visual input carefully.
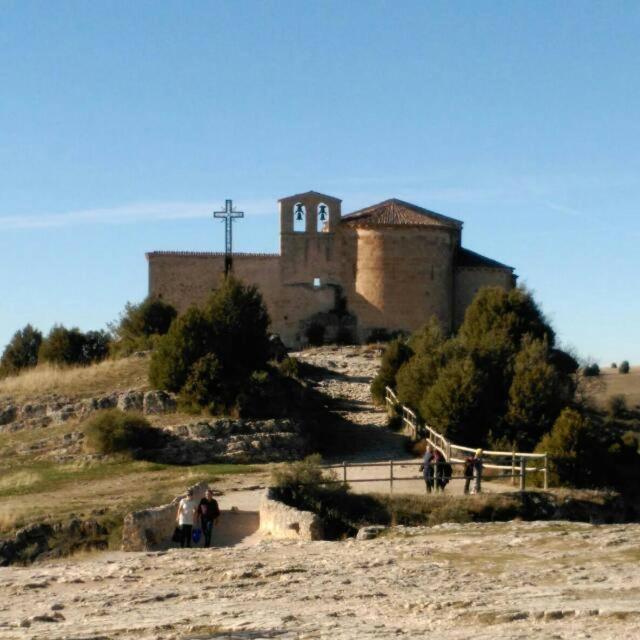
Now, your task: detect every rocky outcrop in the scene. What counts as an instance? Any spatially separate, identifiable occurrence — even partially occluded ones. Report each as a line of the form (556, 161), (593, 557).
(121, 481), (209, 551)
(0, 518), (108, 566)
(259, 488), (324, 541)
(0, 404), (17, 425)
(143, 390), (176, 415)
(0, 389), (178, 434)
(154, 418), (307, 465)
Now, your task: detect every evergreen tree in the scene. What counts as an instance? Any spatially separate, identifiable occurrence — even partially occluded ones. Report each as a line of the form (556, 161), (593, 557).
(0, 324), (42, 377)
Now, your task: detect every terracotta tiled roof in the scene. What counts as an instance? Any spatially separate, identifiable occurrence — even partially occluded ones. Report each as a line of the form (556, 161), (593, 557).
(341, 199), (463, 229)
(455, 247), (514, 271)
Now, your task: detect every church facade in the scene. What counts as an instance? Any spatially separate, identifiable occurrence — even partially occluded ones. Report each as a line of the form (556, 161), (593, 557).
(146, 191), (515, 347)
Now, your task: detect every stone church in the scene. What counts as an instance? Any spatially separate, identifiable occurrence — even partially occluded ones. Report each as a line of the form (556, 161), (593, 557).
(147, 191), (515, 347)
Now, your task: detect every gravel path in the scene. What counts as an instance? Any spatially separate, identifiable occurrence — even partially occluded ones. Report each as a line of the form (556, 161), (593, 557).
(295, 346), (514, 496)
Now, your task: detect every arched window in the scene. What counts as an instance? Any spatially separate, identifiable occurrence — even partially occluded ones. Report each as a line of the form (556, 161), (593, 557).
(293, 202), (306, 232)
(317, 203), (329, 232)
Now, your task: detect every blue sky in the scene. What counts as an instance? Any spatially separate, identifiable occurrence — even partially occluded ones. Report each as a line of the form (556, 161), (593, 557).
(1, 1), (639, 364)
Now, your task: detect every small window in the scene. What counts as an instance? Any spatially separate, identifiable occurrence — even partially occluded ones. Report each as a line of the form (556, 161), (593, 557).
(293, 202), (306, 232)
(317, 203), (329, 232)
(313, 277), (321, 288)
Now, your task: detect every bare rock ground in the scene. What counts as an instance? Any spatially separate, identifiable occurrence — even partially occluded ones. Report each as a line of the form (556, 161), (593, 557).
(1, 521), (639, 639)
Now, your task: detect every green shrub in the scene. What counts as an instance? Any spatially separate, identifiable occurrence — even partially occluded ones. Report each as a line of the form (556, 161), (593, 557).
(39, 325), (110, 366)
(459, 286), (555, 355)
(505, 336), (571, 449)
(270, 456), (387, 538)
(535, 408), (601, 487)
(621, 431), (639, 454)
(110, 297), (177, 357)
(271, 454), (326, 489)
(278, 356), (300, 379)
(395, 319), (447, 410)
(335, 326), (354, 345)
(583, 363), (600, 377)
(150, 277), (270, 410)
(365, 328), (408, 344)
(84, 410), (161, 456)
(0, 324), (42, 377)
(371, 287), (579, 452)
(619, 361), (630, 374)
(180, 354), (227, 412)
(370, 338), (413, 404)
(420, 356), (488, 444)
(611, 362), (617, 369)
(607, 394), (627, 418)
(82, 330), (111, 363)
(149, 307), (213, 392)
(305, 322), (325, 346)
(39, 325), (85, 365)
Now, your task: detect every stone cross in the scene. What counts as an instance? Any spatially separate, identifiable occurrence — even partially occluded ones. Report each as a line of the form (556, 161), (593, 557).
(214, 199), (244, 275)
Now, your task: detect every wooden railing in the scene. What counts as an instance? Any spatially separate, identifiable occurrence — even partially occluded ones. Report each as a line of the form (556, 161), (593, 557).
(384, 385), (548, 490)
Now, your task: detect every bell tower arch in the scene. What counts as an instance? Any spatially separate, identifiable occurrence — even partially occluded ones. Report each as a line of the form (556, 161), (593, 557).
(279, 191), (342, 285)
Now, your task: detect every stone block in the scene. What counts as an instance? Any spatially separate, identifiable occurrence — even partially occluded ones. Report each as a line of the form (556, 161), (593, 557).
(259, 488), (324, 541)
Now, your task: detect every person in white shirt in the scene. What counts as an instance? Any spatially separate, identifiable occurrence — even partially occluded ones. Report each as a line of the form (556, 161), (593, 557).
(176, 488), (198, 548)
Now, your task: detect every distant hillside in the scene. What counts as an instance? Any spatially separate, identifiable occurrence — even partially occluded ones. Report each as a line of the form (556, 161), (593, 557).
(591, 366), (640, 409)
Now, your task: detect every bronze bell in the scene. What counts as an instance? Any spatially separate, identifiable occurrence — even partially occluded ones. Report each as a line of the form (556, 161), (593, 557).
(295, 203), (304, 221)
(319, 205), (327, 221)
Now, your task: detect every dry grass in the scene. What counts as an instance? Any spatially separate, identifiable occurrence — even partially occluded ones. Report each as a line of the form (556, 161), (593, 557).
(591, 366), (640, 409)
(0, 355), (150, 401)
(0, 458), (264, 534)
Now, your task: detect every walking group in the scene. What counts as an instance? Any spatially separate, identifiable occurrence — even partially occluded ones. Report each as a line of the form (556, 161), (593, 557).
(420, 446), (484, 494)
(174, 488), (221, 548)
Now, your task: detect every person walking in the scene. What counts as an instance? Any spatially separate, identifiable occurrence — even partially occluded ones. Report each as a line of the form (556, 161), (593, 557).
(472, 449), (484, 495)
(420, 445), (435, 494)
(463, 455), (474, 495)
(197, 489), (220, 548)
(432, 449), (444, 493)
(176, 488), (198, 548)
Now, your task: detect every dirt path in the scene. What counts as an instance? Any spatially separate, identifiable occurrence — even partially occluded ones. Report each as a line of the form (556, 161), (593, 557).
(295, 346), (515, 496)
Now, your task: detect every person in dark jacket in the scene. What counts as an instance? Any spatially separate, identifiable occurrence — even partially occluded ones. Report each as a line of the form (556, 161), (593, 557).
(472, 449), (484, 494)
(463, 455), (474, 494)
(420, 445), (435, 493)
(432, 449), (444, 493)
(197, 489), (220, 548)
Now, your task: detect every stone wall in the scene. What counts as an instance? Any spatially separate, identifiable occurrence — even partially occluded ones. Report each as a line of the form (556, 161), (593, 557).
(348, 226), (458, 337)
(121, 481), (209, 551)
(147, 252), (338, 346)
(147, 252), (282, 315)
(453, 267), (515, 328)
(259, 488), (324, 541)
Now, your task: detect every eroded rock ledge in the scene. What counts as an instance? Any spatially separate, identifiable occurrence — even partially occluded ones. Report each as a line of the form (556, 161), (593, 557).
(0, 390), (177, 433)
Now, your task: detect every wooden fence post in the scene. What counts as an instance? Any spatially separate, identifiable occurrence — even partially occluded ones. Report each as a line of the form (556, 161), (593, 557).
(519, 458), (526, 492)
(343, 461), (347, 486)
(543, 454), (548, 490)
(390, 460), (394, 495)
(511, 452), (516, 486)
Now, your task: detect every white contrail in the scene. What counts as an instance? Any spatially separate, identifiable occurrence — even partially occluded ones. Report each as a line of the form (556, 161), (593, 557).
(0, 198), (276, 231)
